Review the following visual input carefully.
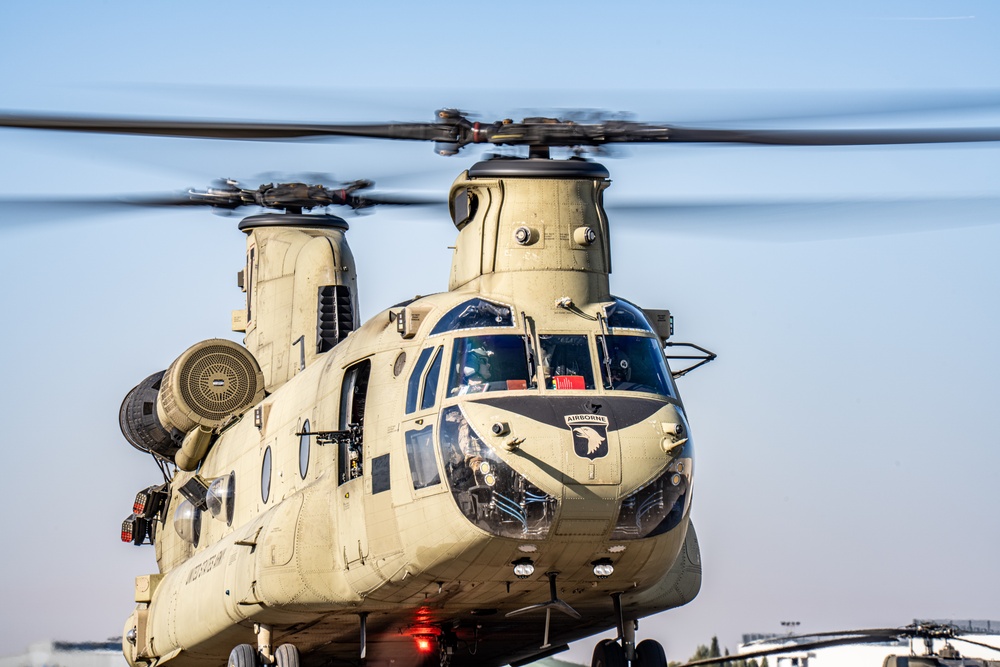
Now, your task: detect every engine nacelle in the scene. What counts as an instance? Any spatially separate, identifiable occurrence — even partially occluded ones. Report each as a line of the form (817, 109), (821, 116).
(120, 339), (264, 469)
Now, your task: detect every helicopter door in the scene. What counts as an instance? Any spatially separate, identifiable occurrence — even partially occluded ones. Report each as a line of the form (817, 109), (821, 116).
(337, 359), (370, 570)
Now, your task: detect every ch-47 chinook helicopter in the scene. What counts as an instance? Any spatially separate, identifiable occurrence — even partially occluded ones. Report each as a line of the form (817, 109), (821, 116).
(3, 107), (1000, 667)
(673, 622), (1000, 667)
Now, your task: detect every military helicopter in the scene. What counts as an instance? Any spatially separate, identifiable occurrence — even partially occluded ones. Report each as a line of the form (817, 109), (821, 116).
(2, 108), (1000, 667)
(673, 622), (1000, 667)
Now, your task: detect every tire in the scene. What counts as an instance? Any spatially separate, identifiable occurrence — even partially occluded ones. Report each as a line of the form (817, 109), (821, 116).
(635, 639), (667, 667)
(592, 639), (626, 667)
(274, 644), (300, 667)
(228, 644), (260, 667)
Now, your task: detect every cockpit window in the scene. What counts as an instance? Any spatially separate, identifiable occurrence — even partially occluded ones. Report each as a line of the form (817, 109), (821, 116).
(604, 299), (654, 333)
(539, 334), (595, 390)
(448, 335), (533, 396)
(430, 298), (515, 336)
(598, 334), (675, 397)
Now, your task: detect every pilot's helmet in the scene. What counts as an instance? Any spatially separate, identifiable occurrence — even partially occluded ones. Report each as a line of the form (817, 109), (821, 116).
(610, 350), (631, 382)
(464, 345), (493, 380)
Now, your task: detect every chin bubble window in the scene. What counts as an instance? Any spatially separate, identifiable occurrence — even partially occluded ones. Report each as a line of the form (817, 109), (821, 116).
(439, 405), (556, 538)
(611, 454), (692, 540)
(447, 335), (534, 396)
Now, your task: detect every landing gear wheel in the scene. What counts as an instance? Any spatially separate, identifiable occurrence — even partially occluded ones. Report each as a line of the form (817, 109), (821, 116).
(274, 645), (300, 667)
(228, 644), (260, 667)
(591, 639), (626, 667)
(635, 639), (667, 667)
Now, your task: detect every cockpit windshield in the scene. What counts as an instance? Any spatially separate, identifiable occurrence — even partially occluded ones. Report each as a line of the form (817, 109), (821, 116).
(598, 334), (675, 397)
(604, 299), (654, 333)
(431, 298), (515, 336)
(539, 334), (595, 390)
(447, 335), (534, 396)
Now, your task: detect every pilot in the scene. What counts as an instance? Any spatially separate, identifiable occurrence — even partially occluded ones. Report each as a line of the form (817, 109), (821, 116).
(458, 345), (493, 394)
(608, 350), (632, 389)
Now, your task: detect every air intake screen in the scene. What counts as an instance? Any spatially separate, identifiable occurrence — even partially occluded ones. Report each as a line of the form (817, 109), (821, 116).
(178, 344), (262, 420)
(160, 338), (265, 432)
(317, 285), (355, 353)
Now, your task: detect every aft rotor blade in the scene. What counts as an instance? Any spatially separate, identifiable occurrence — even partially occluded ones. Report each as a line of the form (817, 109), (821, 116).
(606, 195), (1000, 241)
(0, 194), (209, 226)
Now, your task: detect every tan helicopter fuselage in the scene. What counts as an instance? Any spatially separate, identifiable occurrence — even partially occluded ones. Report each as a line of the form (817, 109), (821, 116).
(123, 160), (701, 667)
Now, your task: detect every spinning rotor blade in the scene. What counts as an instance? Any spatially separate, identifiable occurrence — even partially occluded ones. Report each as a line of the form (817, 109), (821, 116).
(0, 111), (453, 142)
(0, 194), (208, 227)
(662, 125), (1000, 146)
(0, 181), (443, 227)
(3, 109), (1000, 151)
(610, 194), (1000, 240)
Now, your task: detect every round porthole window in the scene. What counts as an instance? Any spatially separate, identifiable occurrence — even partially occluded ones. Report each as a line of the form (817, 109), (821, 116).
(299, 419), (311, 479)
(261, 446), (272, 503)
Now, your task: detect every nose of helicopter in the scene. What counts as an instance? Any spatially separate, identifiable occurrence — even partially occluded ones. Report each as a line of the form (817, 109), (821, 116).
(459, 395), (686, 498)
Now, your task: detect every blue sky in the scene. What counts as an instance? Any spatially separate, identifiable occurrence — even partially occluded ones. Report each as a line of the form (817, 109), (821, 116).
(1, 1), (999, 663)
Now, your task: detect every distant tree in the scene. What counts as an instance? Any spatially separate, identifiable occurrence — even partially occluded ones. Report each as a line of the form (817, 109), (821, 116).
(759, 659), (768, 667)
(710, 637), (721, 658)
(690, 645), (711, 661)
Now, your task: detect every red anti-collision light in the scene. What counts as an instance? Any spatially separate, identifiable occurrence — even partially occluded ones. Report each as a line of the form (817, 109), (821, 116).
(414, 636), (434, 654)
(133, 490), (149, 515)
(121, 515), (137, 543)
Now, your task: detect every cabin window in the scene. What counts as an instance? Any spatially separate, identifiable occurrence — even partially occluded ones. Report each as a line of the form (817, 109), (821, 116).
(429, 298), (515, 336)
(405, 348), (434, 414)
(405, 425), (440, 490)
(299, 420), (310, 479)
(447, 335), (532, 397)
(539, 334), (596, 390)
(338, 359), (370, 484)
(246, 247), (255, 323)
(420, 347), (444, 410)
(604, 298), (654, 333)
(597, 334), (675, 397)
(261, 446), (272, 503)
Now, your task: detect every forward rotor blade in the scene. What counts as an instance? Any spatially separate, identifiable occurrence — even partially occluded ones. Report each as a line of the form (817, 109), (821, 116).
(0, 112), (451, 142)
(5, 111), (1000, 149)
(663, 125), (1000, 146)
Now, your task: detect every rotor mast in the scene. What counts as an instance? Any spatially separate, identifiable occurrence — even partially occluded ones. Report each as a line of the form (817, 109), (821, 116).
(446, 158), (613, 310)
